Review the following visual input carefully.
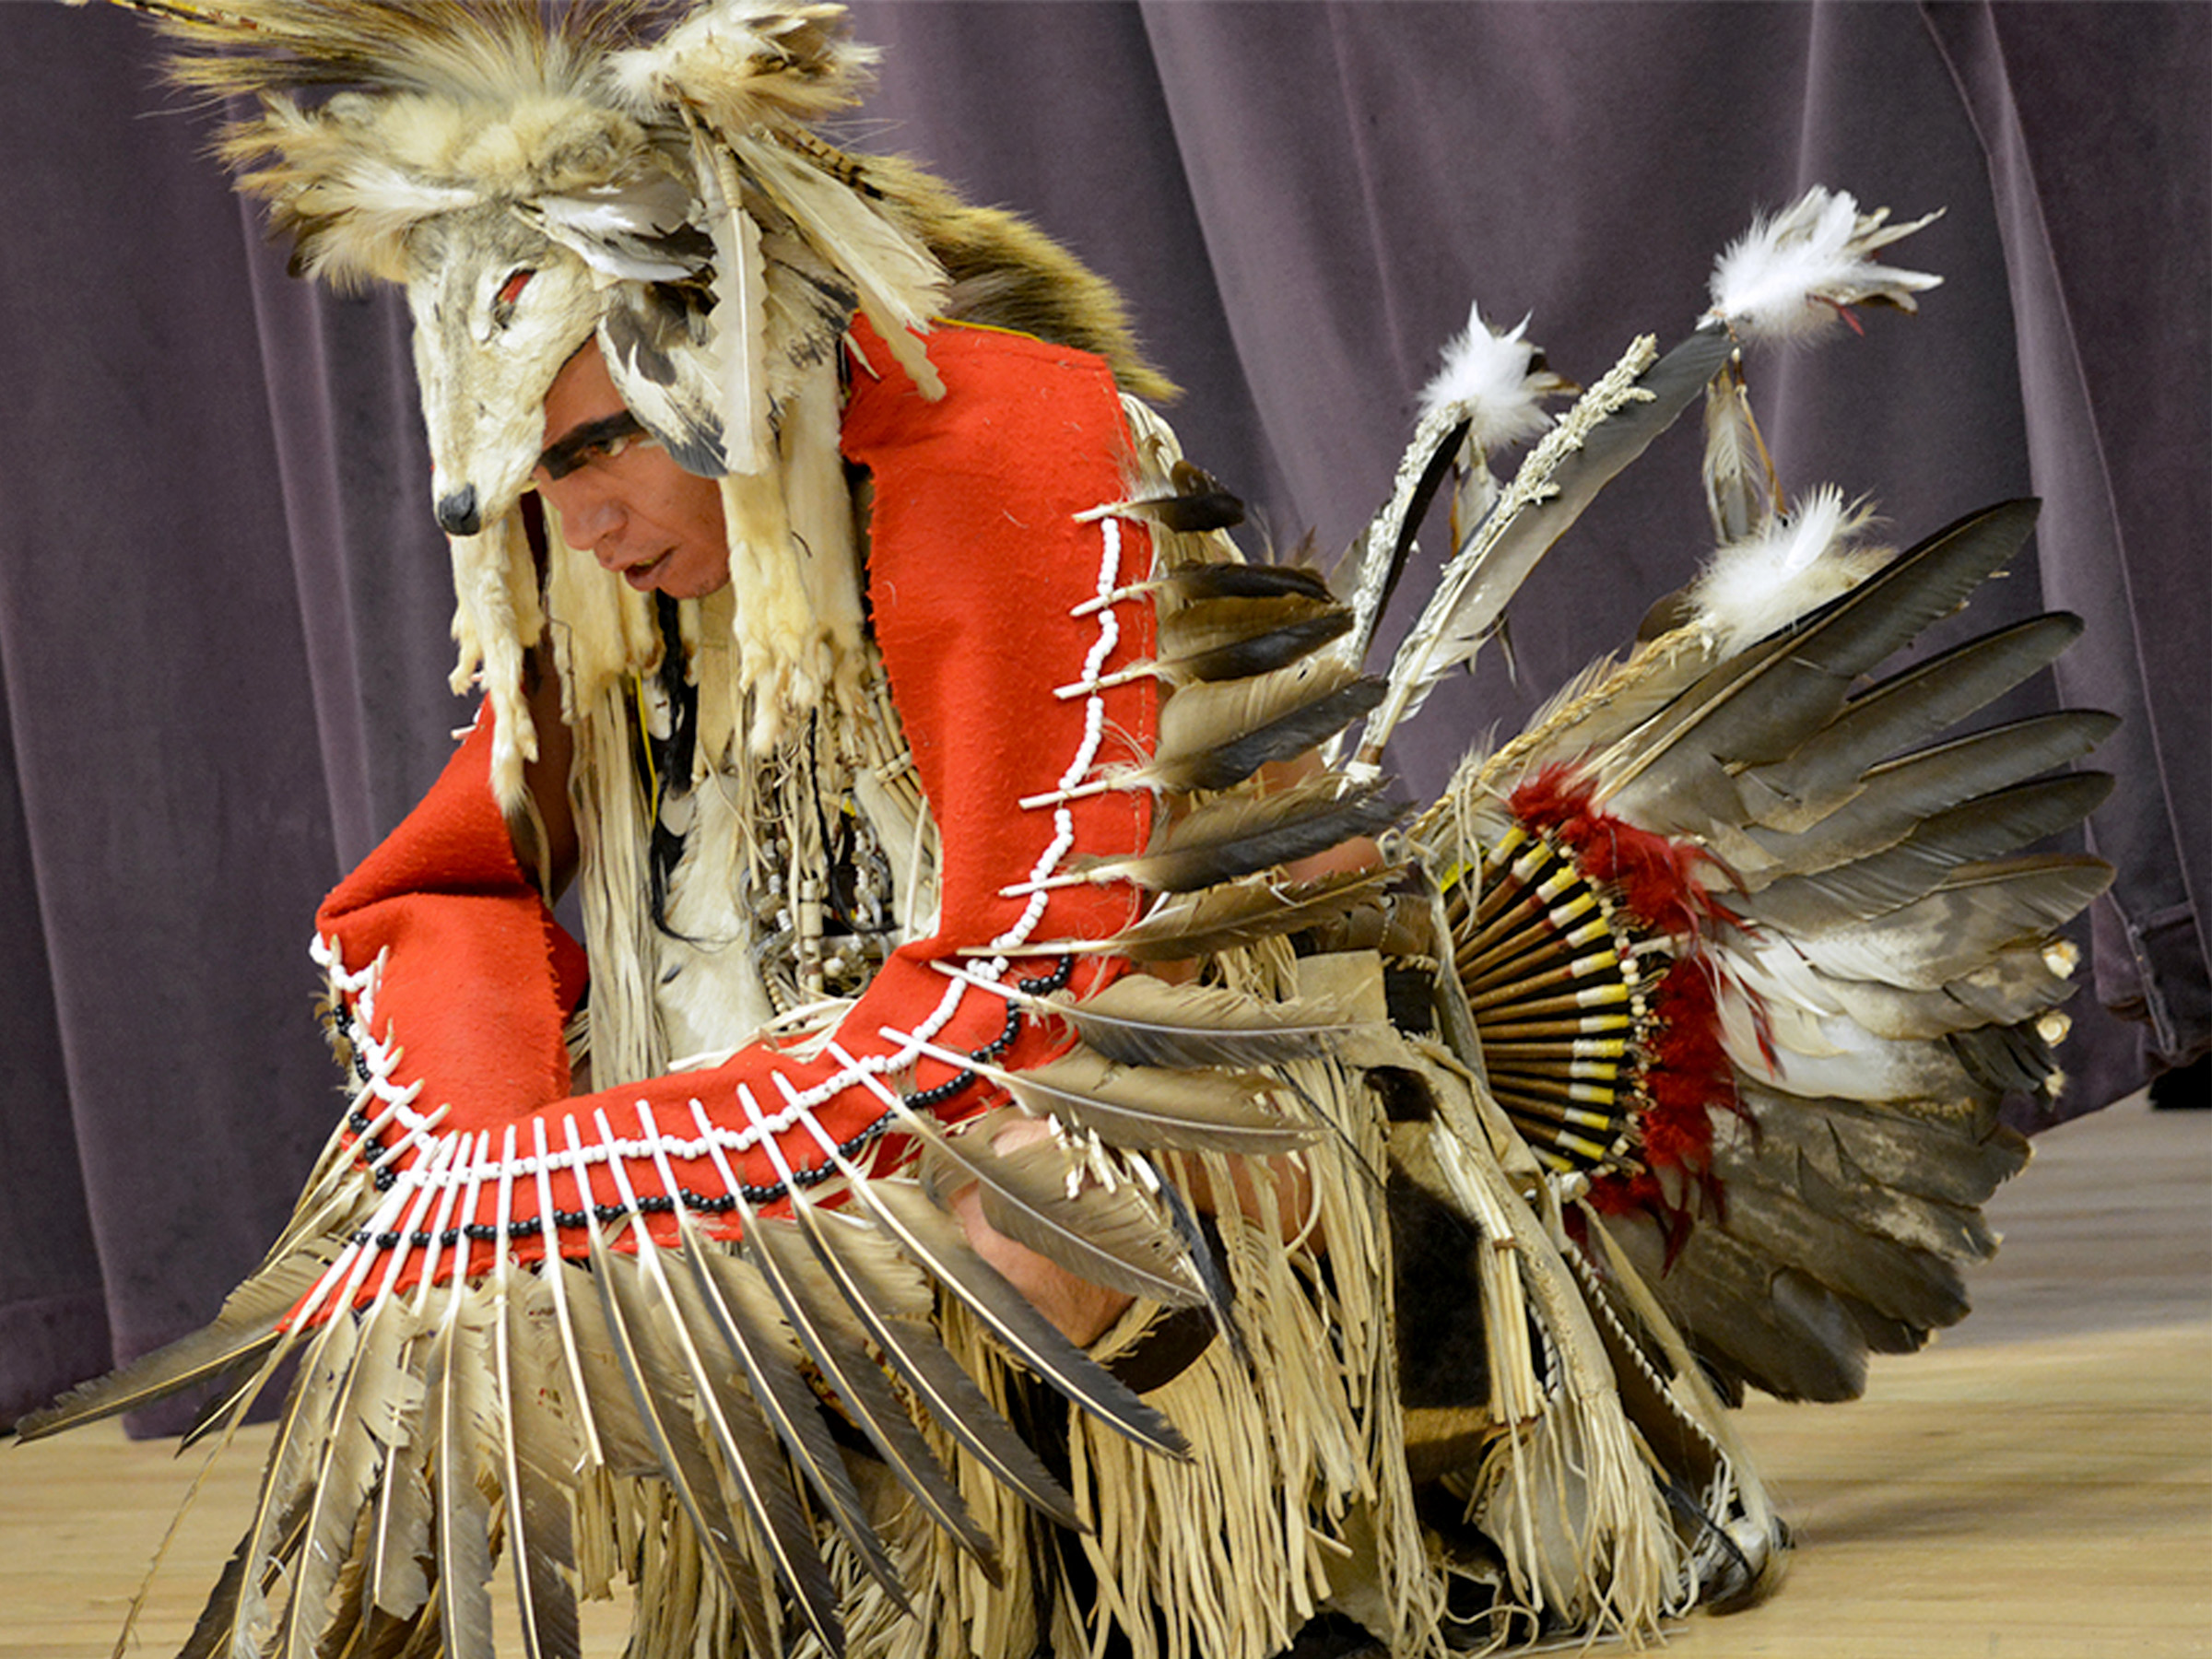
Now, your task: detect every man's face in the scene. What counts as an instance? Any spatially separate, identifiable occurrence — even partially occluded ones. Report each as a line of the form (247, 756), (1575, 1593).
(533, 343), (731, 600)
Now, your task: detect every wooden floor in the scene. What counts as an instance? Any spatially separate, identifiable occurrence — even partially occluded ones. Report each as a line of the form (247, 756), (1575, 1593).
(6, 1097), (2206, 1657)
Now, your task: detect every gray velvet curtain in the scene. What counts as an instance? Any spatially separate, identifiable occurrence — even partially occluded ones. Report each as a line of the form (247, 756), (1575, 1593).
(1, 2), (2202, 1431)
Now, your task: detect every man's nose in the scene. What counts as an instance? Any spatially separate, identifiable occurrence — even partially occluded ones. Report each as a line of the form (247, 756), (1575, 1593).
(545, 482), (624, 558)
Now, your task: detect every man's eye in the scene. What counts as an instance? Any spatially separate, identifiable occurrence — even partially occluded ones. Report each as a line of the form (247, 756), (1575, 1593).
(539, 416), (650, 480)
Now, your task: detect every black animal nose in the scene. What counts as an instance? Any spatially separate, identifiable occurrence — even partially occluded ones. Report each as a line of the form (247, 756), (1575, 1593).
(435, 486), (481, 537)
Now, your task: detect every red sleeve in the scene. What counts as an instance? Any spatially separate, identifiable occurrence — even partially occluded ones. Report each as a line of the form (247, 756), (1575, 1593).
(305, 321), (1158, 1312)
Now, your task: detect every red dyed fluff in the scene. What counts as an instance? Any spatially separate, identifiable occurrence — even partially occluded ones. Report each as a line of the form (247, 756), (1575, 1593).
(1643, 963), (1745, 1145)
(1585, 961), (1745, 1265)
(1509, 767), (1752, 1265)
(1508, 765), (1717, 939)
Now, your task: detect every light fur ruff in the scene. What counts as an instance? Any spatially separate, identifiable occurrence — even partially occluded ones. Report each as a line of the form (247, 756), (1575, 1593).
(148, 0), (1174, 795)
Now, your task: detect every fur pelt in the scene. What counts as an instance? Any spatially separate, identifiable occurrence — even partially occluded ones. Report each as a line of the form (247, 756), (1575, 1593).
(869, 150), (1177, 403)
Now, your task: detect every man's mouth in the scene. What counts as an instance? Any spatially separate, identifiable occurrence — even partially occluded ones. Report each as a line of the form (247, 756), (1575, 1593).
(622, 551), (671, 591)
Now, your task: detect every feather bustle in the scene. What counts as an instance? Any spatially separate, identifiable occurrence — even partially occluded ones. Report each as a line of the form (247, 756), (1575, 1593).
(1739, 708), (2116, 884)
(1360, 324), (1735, 764)
(1594, 500), (2044, 831)
(1700, 356), (1775, 544)
(1737, 771), (2113, 933)
(1737, 613), (2088, 835)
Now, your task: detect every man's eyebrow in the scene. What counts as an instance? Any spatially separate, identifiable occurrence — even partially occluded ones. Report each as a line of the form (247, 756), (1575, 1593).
(535, 410), (647, 481)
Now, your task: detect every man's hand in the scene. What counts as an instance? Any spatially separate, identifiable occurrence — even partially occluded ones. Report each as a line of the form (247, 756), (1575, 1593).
(946, 1115), (1137, 1347)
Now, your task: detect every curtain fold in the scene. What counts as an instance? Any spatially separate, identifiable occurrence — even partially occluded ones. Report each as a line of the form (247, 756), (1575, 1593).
(0, 10), (385, 1430)
(1925, 3), (2212, 1083)
(0, 0), (2201, 1430)
(0, 670), (109, 1428)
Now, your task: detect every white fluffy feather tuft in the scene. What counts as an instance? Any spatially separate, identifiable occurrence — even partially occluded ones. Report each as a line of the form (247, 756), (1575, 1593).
(1688, 486), (1893, 653)
(1705, 187), (1943, 345)
(607, 3), (877, 127)
(1417, 303), (1563, 452)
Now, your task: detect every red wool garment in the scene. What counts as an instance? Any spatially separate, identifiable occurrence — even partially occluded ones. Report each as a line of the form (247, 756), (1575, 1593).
(311, 318), (1159, 1311)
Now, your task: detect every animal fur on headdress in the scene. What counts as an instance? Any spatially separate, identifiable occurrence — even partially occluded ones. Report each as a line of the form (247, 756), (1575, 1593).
(138, 0), (1171, 794)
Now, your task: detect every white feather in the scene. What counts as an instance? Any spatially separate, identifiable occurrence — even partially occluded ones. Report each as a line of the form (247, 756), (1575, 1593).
(740, 136), (946, 398)
(1705, 187), (1943, 345)
(536, 174), (694, 241)
(1688, 486), (1892, 653)
(1416, 303), (1560, 453)
(697, 132), (772, 474)
(533, 218), (698, 285)
(533, 176), (703, 283)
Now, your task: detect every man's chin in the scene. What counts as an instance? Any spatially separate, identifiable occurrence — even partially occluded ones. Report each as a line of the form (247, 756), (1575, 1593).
(655, 571), (733, 601)
(634, 549), (732, 601)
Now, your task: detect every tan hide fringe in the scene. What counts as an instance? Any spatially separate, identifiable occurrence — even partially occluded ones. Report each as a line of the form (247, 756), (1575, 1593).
(452, 507), (547, 816)
(1060, 1063), (1443, 1659)
(850, 667), (940, 942)
(893, 1309), (1046, 1659)
(1575, 1206), (1787, 1609)
(689, 586), (749, 785)
(787, 1482), (932, 1659)
(539, 509), (671, 1088)
(616, 1477), (770, 1659)
(543, 494), (911, 1088)
(544, 513), (660, 714)
(542, 519), (764, 1088)
(779, 360), (872, 724)
(1422, 1123), (1687, 1646)
(886, 994), (1442, 1659)
(565, 682), (668, 1088)
(719, 466), (806, 750)
(569, 1465), (630, 1605)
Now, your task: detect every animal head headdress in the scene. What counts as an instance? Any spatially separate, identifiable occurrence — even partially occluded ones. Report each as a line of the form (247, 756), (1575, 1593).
(130, 0), (1167, 794)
